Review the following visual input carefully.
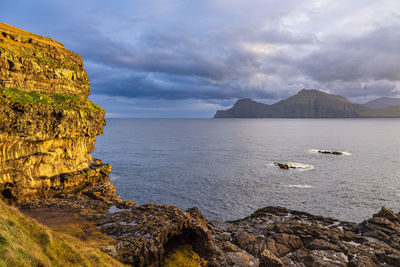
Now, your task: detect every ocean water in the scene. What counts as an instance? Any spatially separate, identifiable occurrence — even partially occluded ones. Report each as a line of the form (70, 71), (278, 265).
(92, 118), (400, 222)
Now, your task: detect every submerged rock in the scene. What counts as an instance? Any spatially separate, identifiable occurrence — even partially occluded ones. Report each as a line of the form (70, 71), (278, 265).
(274, 162), (290, 170)
(318, 150), (343, 155)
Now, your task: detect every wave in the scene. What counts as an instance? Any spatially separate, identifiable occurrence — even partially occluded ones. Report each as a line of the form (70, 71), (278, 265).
(286, 184), (313, 188)
(309, 149), (352, 156)
(110, 173), (120, 180)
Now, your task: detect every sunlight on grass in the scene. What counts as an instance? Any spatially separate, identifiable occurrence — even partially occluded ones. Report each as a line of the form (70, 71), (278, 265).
(0, 200), (125, 267)
(163, 244), (207, 267)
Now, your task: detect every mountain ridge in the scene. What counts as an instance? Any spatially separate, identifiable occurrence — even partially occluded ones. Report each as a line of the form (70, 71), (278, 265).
(214, 89), (400, 118)
(363, 97), (400, 109)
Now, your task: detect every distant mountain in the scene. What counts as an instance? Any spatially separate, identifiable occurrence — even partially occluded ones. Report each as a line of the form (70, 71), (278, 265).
(214, 89), (400, 118)
(363, 97), (400, 109)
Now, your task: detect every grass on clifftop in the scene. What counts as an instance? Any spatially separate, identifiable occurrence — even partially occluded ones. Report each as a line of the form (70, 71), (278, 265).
(0, 87), (103, 112)
(0, 200), (125, 267)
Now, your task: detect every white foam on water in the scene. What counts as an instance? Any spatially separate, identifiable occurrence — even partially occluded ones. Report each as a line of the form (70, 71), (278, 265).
(309, 149), (352, 156)
(108, 205), (130, 213)
(273, 162), (314, 171)
(110, 173), (120, 180)
(120, 221), (137, 226)
(286, 184), (313, 188)
(287, 162), (314, 170)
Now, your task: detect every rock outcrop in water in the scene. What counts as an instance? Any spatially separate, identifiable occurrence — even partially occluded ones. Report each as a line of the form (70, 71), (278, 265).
(3, 22), (400, 267)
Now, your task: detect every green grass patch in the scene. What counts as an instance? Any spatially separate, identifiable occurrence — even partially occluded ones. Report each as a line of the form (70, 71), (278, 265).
(0, 87), (103, 113)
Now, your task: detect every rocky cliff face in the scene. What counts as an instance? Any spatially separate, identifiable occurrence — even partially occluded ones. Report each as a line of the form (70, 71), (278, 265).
(0, 22), (111, 203)
(0, 22), (90, 98)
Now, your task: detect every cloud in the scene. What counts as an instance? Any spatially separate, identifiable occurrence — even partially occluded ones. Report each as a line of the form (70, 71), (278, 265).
(1, 0), (400, 116)
(298, 23), (400, 83)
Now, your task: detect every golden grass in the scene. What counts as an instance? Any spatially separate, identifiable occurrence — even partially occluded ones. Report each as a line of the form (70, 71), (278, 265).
(0, 200), (126, 267)
(163, 244), (207, 267)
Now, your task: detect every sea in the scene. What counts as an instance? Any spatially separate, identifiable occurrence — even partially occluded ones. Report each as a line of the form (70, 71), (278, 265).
(92, 118), (400, 222)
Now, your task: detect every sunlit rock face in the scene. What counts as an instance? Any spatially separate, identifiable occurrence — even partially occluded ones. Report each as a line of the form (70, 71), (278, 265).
(0, 22), (90, 98)
(0, 22), (111, 203)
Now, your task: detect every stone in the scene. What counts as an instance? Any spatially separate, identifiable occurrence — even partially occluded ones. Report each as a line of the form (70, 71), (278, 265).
(274, 162), (289, 170)
(259, 250), (283, 267)
(101, 245), (118, 258)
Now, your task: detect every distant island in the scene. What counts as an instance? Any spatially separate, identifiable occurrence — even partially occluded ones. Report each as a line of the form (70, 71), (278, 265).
(214, 89), (400, 118)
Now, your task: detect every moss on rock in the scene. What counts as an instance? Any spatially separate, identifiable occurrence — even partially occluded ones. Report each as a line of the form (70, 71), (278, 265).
(0, 87), (103, 112)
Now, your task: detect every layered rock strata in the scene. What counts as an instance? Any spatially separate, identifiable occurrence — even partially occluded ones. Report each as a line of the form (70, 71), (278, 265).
(0, 22), (109, 203)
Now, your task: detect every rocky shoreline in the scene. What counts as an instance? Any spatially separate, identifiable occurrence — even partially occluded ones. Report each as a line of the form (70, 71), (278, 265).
(17, 185), (400, 266)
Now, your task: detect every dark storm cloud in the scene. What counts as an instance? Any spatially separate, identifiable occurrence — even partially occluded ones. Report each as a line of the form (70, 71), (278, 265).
(1, 0), (400, 117)
(90, 68), (278, 100)
(74, 27), (259, 82)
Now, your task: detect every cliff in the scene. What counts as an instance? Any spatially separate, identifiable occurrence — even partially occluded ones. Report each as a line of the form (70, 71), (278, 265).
(0, 22), (113, 203)
(0, 22), (90, 98)
(0, 22), (212, 267)
(214, 89), (400, 118)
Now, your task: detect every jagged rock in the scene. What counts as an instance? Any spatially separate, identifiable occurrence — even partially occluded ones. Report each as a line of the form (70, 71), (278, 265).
(211, 206), (400, 266)
(259, 250), (283, 267)
(274, 162), (289, 170)
(101, 245), (118, 258)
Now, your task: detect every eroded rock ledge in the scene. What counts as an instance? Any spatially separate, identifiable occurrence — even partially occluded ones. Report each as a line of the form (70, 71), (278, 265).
(19, 190), (400, 267)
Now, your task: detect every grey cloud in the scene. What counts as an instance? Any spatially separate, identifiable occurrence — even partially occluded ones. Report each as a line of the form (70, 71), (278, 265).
(298, 24), (400, 83)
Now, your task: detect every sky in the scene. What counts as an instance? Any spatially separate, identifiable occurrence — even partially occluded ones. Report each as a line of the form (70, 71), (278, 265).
(1, 0), (400, 117)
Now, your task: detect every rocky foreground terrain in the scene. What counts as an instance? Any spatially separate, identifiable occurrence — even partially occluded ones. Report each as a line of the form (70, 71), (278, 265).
(1, 22), (400, 266)
(17, 189), (400, 267)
